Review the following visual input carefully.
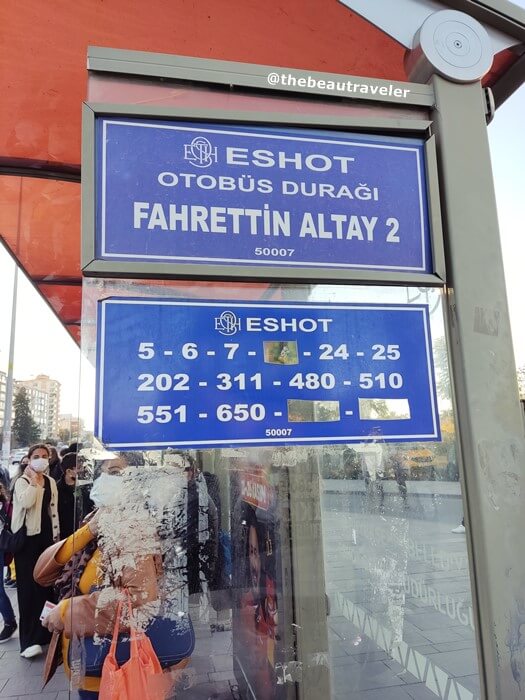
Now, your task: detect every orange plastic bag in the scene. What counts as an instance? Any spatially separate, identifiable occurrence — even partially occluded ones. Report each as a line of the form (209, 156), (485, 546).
(99, 593), (166, 700)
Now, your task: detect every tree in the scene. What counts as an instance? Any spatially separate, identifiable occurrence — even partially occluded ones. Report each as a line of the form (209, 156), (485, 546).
(59, 428), (72, 444)
(12, 388), (41, 446)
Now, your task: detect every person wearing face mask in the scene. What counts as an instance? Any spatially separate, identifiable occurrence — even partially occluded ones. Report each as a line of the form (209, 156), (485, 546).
(11, 443), (59, 658)
(56, 453), (94, 539)
(34, 453), (170, 699)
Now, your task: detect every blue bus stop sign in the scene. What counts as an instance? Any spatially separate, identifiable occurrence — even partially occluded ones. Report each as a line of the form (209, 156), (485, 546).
(95, 119), (432, 275)
(95, 298), (440, 449)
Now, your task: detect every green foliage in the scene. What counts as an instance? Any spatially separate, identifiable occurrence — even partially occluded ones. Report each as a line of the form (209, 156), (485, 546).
(12, 388), (41, 447)
(59, 428), (71, 444)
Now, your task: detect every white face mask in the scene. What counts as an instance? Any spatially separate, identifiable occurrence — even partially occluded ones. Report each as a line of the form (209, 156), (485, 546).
(30, 457), (49, 473)
(89, 473), (123, 508)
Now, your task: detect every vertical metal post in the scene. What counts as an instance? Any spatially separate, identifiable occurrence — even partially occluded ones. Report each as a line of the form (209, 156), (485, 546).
(432, 75), (525, 700)
(1, 265), (18, 469)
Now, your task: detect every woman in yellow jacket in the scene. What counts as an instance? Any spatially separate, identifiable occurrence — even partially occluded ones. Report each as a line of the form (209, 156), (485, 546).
(35, 454), (193, 700)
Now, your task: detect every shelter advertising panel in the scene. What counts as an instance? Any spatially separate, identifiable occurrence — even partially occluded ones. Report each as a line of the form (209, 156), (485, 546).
(231, 466), (285, 700)
(95, 298), (440, 448)
(94, 118), (432, 275)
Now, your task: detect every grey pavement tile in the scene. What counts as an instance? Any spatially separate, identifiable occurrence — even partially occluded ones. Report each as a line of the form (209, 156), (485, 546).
(7, 695), (59, 700)
(0, 636), (21, 654)
(415, 627), (465, 644)
(405, 612), (464, 631)
(382, 658), (421, 686)
(187, 655), (215, 674)
(332, 660), (406, 692)
(342, 637), (382, 656)
(211, 654), (233, 672)
(329, 641), (353, 658)
(338, 591), (375, 605)
(419, 581), (470, 595)
(383, 658), (407, 673)
(336, 687), (414, 700)
(173, 680), (231, 699)
(330, 654), (360, 668)
(207, 670), (235, 682)
(401, 629), (435, 647)
(0, 653), (42, 679)
(411, 645), (439, 655)
(0, 675), (50, 697)
(454, 673), (481, 693)
(404, 681), (446, 700)
(41, 673), (70, 692)
(359, 601), (390, 615)
(453, 625), (478, 639)
(349, 651), (391, 664)
(406, 599), (438, 610)
(424, 649), (478, 677)
(181, 673), (210, 688)
(406, 562), (436, 574)
(429, 639), (476, 653)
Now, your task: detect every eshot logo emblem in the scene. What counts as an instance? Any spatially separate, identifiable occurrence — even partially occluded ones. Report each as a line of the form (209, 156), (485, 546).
(183, 136), (218, 168)
(215, 311), (241, 336)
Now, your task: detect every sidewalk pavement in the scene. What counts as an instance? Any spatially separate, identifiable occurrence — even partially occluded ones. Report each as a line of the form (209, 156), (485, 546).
(0, 585), (236, 699)
(0, 584), (68, 699)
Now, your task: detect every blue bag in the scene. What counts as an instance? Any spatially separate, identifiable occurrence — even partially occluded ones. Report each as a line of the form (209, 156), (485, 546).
(71, 615), (195, 677)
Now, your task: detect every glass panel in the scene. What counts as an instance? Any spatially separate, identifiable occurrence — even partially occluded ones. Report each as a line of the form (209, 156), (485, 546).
(88, 73), (430, 122)
(63, 279), (480, 699)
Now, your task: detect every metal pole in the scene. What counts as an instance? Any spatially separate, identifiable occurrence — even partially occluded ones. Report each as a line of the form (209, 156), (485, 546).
(432, 75), (525, 700)
(1, 264), (18, 470)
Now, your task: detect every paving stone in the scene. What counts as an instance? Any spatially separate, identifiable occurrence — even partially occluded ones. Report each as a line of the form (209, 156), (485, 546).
(418, 627), (465, 644)
(336, 687), (415, 700)
(454, 674), (481, 694)
(404, 682), (446, 700)
(0, 673), (55, 697)
(430, 639), (476, 653)
(423, 649), (478, 677)
(332, 660), (405, 692)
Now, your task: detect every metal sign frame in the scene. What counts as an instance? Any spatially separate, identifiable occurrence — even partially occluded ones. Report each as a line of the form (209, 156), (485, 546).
(82, 66), (445, 286)
(82, 46), (525, 700)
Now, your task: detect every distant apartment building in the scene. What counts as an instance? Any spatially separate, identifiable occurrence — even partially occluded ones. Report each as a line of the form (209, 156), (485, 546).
(58, 413), (84, 442)
(14, 374), (61, 439)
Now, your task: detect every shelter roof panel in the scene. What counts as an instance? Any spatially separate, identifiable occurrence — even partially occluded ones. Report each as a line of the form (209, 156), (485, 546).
(0, 0), (523, 345)
(0, 176), (80, 279)
(0, 0), (405, 167)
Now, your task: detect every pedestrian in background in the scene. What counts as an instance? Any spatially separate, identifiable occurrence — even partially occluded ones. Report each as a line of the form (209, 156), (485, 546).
(57, 452), (93, 539)
(0, 483), (17, 642)
(11, 443), (60, 658)
(47, 446), (62, 482)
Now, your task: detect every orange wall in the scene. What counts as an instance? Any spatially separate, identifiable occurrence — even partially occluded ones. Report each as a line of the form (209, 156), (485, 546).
(0, 0), (405, 166)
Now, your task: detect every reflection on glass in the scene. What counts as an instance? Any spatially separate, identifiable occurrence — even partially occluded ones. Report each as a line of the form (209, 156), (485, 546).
(287, 399), (341, 422)
(63, 280), (479, 699)
(264, 341), (300, 365)
(358, 397), (411, 420)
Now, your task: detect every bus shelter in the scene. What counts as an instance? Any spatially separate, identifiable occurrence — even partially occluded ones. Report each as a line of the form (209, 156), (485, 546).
(1, 2), (525, 699)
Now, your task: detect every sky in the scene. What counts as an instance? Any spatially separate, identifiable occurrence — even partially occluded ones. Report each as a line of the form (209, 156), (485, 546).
(0, 45), (524, 431)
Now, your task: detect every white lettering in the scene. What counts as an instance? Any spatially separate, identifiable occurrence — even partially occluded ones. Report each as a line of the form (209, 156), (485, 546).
(133, 202), (150, 228)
